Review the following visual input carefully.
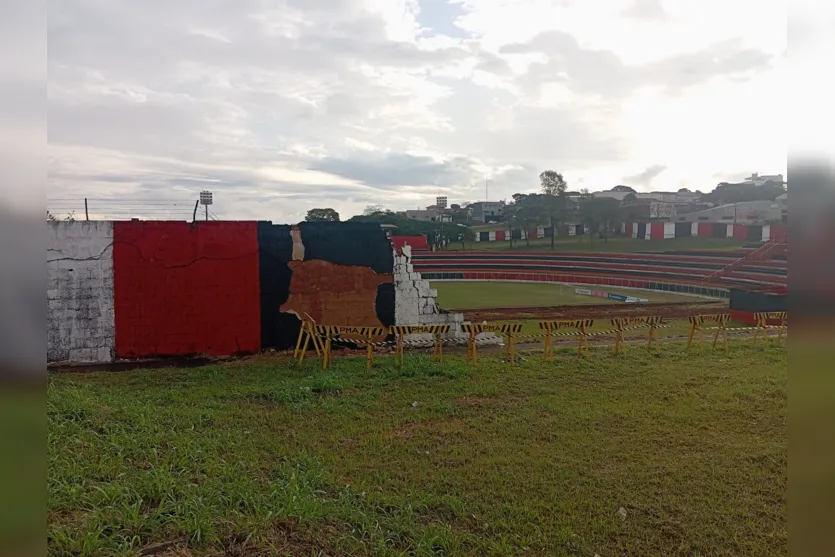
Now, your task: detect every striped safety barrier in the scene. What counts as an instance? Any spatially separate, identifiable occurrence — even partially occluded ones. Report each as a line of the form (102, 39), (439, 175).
(540, 319), (594, 360)
(462, 323), (523, 366)
(611, 316), (667, 354)
(687, 313), (731, 353)
(753, 312), (787, 345)
(390, 325), (451, 364)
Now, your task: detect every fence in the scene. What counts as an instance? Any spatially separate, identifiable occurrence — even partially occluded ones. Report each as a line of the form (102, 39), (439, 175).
(292, 312), (787, 369)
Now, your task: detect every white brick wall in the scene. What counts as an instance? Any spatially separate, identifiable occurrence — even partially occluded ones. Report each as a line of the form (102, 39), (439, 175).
(47, 222), (115, 363)
(393, 246), (498, 345)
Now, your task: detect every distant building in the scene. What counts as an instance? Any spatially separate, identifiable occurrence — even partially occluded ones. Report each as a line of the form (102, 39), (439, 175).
(435, 196), (448, 209)
(468, 201), (505, 223)
(401, 209), (440, 222)
(673, 200), (785, 224)
(619, 200), (677, 222)
(593, 189), (700, 204)
(743, 173), (785, 186)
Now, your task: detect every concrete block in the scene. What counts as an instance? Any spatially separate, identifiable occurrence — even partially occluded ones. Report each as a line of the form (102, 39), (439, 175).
(427, 289), (438, 298)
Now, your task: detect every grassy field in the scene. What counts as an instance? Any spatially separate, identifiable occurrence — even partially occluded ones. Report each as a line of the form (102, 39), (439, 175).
(448, 237), (749, 253)
(48, 343), (787, 556)
(433, 281), (697, 309)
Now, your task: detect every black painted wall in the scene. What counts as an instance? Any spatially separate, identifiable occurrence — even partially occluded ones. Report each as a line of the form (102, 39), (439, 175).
(730, 288), (787, 312)
(674, 222), (692, 237)
(375, 283), (396, 327)
(257, 223), (296, 350)
(257, 222), (396, 350)
(297, 222), (393, 275)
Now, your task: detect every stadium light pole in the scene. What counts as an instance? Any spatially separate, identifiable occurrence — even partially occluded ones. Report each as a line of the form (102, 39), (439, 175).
(199, 190), (213, 221)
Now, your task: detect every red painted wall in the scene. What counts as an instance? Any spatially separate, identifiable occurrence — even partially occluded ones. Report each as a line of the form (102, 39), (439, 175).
(697, 222), (712, 237)
(392, 235), (429, 252)
(113, 221), (261, 358)
(770, 226), (788, 242)
(733, 224), (749, 240)
(625, 222), (634, 236)
(650, 222), (665, 240)
(495, 230), (506, 241)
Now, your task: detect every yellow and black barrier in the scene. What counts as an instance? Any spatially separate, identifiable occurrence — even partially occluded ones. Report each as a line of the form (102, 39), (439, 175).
(291, 311), (786, 368)
(611, 316), (667, 354)
(539, 319), (593, 360)
(753, 312), (787, 345)
(390, 325), (451, 364)
(293, 315), (322, 362)
(312, 325), (388, 369)
(462, 323), (523, 366)
(687, 313), (731, 353)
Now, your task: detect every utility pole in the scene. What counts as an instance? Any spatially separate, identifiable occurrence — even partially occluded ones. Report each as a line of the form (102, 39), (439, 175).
(84, 198), (89, 221)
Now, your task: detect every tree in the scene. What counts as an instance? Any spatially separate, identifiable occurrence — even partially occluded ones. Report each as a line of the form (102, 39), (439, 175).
(539, 170), (568, 249)
(580, 196), (621, 246)
(622, 192), (638, 205)
(701, 181), (786, 205)
(458, 228), (474, 251)
(539, 170), (567, 197)
(305, 208), (340, 222)
(448, 204), (470, 224)
(363, 204), (385, 215)
(503, 202), (519, 249)
(612, 185), (636, 193)
(47, 210), (56, 222)
(510, 193), (544, 247)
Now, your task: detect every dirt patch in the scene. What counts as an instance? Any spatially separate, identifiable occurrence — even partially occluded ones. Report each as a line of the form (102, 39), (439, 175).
(460, 300), (727, 322)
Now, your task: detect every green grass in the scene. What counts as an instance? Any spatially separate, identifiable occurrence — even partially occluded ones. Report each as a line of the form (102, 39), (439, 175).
(434, 281), (698, 309)
(448, 236), (749, 253)
(48, 342), (786, 556)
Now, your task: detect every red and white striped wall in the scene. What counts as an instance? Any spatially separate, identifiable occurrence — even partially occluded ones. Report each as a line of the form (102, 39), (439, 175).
(621, 222), (787, 242)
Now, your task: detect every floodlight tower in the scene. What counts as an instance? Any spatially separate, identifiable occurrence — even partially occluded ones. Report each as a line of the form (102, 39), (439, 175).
(199, 190), (213, 221)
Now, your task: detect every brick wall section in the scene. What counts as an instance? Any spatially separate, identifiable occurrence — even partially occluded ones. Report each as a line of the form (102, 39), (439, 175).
(47, 222), (116, 363)
(282, 259), (392, 325)
(113, 221), (261, 358)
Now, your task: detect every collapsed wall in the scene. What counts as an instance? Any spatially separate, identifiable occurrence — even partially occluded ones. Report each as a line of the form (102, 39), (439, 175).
(49, 221), (493, 364)
(48, 221), (399, 363)
(394, 245), (497, 345)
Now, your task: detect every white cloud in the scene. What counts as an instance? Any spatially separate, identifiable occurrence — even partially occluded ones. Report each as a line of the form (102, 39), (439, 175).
(46, 0), (785, 220)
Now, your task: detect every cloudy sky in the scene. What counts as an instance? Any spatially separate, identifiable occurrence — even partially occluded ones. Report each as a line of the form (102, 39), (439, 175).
(47, 0), (786, 222)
